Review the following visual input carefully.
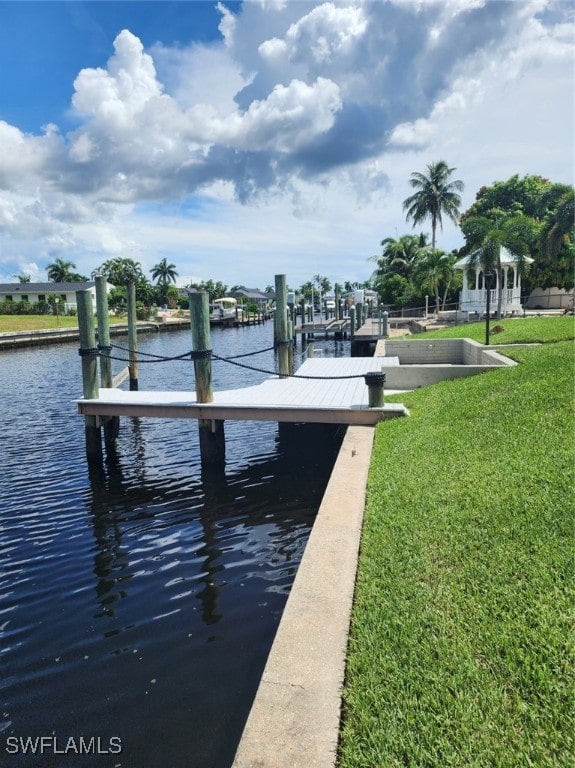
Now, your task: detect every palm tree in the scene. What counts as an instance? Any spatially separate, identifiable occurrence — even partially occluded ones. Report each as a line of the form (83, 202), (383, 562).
(47, 257), (78, 282)
(403, 161), (464, 249)
(412, 248), (456, 315)
(150, 258), (178, 288)
(150, 258), (178, 303)
(373, 233), (428, 278)
(540, 188), (574, 262)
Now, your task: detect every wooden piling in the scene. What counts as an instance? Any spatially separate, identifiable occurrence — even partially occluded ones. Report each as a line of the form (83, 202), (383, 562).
(126, 281), (138, 390)
(274, 274), (291, 378)
(77, 289), (102, 462)
(189, 291), (225, 466)
(95, 276), (120, 446)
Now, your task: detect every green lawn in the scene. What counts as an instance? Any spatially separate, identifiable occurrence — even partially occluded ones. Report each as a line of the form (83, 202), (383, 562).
(406, 315), (574, 345)
(339, 319), (574, 767)
(0, 314), (127, 333)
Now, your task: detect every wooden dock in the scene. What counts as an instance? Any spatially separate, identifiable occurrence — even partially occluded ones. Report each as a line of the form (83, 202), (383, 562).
(76, 357), (409, 427)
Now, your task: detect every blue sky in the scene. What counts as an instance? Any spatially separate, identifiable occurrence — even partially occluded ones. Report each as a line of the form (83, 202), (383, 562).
(0, 0), (573, 290)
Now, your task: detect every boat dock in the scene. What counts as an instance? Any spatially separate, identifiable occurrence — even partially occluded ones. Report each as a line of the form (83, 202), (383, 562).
(76, 357), (409, 427)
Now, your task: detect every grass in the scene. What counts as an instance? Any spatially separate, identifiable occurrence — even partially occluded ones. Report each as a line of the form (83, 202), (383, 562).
(399, 315), (574, 345)
(0, 314), (128, 333)
(339, 318), (574, 767)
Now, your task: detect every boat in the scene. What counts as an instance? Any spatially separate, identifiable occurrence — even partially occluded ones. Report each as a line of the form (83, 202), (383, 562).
(210, 297), (244, 324)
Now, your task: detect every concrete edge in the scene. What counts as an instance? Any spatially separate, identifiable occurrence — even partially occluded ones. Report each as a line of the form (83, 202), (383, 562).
(232, 425), (375, 768)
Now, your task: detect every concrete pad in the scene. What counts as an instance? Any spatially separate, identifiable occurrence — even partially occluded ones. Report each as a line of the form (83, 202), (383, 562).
(232, 425), (375, 768)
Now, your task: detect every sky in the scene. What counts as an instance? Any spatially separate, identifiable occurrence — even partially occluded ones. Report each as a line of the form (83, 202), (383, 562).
(0, 0), (573, 291)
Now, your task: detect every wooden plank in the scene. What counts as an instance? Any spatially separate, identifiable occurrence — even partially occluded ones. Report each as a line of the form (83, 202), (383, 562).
(77, 398), (408, 425)
(112, 366), (130, 388)
(75, 356), (409, 426)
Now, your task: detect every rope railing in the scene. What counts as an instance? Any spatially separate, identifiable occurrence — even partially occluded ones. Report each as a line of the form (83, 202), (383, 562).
(98, 342), (370, 380)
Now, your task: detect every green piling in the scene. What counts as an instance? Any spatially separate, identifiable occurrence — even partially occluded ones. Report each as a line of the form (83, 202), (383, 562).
(189, 291), (225, 466)
(77, 289), (102, 462)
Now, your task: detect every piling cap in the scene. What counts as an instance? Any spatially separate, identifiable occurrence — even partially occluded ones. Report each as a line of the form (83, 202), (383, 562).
(364, 371), (386, 386)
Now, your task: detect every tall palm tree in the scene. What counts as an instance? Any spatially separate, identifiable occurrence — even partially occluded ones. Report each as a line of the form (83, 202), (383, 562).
(403, 161), (464, 249)
(150, 257), (178, 288)
(150, 258), (178, 304)
(47, 257), (78, 282)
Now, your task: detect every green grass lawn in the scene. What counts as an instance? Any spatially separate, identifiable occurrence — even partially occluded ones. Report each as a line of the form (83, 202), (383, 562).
(0, 314), (127, 333)
(404, 315), (574, 345)
(339, 319), (574, 767)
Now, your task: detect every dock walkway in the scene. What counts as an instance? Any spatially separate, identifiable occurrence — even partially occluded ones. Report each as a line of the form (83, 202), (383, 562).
(77, 357), (409, 426)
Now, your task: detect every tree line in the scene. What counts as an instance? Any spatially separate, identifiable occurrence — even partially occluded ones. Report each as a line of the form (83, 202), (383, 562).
(372, 162), (574, 314)
(12, 165), (573, 318)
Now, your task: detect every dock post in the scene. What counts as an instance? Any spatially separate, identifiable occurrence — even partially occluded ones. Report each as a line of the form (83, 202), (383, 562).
(77, 290), (102, 462)
(95, 276), (120, 447)
(364, 371), (386, 407)
(287, 292), (295, 341)
(274, 274), (291, 378)
(349, 306), (356, 339)
(126, 281), (139, 390)
(299, 298), (307, 347)
(382, 310), (388, 338)
(189, 291), (225, 466)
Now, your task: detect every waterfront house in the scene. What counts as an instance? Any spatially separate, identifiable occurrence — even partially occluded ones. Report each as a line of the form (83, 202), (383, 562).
(0, 281), (113, 313)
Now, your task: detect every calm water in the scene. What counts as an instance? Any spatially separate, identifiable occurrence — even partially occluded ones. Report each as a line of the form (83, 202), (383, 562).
(0, 324), (347, 768)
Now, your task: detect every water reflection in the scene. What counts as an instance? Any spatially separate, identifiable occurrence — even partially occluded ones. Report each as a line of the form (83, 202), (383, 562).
(0, 327), (346, 768)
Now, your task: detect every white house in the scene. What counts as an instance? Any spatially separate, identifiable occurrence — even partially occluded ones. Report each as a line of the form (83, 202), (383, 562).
(0, 281), (113, 312)
(454, 249), (534, 316)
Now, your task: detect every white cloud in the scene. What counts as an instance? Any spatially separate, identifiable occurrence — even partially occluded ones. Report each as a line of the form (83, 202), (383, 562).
(217, 2), (237, 47)
(0, 1), (572, 288)
(282, 2), (368, 65)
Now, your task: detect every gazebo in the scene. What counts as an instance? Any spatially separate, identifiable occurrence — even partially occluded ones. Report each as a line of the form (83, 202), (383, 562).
(454, 248), (533, 316)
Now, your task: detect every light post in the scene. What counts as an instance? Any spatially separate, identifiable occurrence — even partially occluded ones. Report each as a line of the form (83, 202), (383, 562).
(484, 272), (493, 345)
(55, 297), (60, 328)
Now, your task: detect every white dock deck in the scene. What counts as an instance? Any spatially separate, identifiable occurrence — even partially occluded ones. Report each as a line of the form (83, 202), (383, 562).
(77, 357), (409, 426)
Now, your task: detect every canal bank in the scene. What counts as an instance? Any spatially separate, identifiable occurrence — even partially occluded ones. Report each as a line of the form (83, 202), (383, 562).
(0, 319), (187, 350)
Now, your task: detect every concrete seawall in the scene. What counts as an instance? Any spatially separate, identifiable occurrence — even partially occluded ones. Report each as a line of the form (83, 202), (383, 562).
(232, 425), (375, 768)
(0, 320), (189, 350)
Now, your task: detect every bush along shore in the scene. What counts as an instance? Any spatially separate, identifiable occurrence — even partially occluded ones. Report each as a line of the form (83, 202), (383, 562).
(339, 317), (574, 768)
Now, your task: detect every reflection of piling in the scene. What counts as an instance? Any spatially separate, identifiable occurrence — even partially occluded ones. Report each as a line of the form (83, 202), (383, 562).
(95, 276), (120, 447)
(274, 274), (291, 378)
(189, 291), (225, 466)
(77, 289), (102, 462)
(126, 281), (138, 391)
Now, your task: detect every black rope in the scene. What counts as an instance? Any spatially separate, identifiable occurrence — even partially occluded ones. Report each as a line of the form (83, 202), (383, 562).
(78, 347), (99, 358)
(101, 343), (370, 380)
(99, 350), (192, 363)
(190, 349), (212, 360)
(211, 353), (369, 380)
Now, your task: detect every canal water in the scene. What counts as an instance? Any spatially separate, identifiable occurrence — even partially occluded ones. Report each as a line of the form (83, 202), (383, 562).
(0, 324), (349, 768)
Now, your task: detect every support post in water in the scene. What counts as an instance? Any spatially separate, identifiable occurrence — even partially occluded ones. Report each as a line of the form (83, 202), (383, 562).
(95, 276), (120, 447)
(126, 281), (139, 390)
(274, 274), (291, 378)
(364, 371), (386, 408)
(77, 289), (102, 462)
(189, 291), (225, 466)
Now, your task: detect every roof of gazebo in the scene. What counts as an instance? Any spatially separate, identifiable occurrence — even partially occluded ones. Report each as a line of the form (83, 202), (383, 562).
(454, 247), (533, 270)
